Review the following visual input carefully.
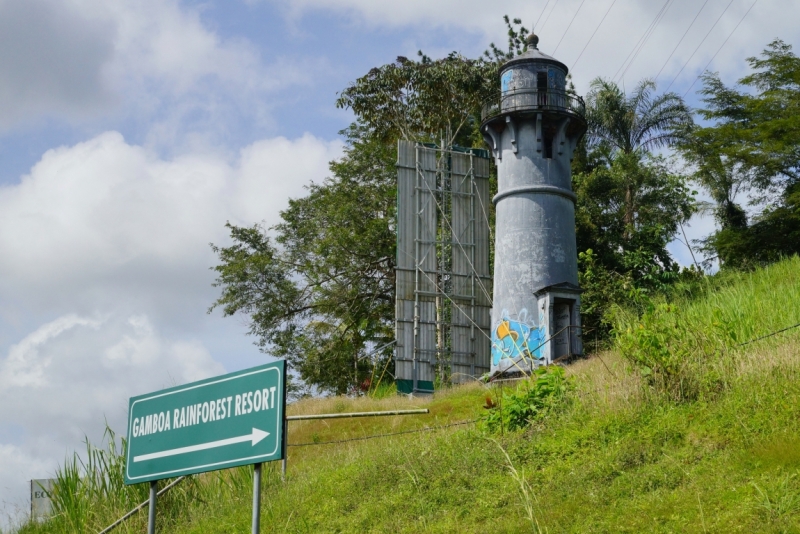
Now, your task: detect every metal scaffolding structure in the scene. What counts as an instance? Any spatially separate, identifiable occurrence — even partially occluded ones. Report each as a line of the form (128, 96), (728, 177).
(395, 141), (493, 394)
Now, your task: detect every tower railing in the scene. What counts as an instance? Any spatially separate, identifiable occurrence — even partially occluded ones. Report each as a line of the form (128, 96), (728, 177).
(481, 88), (586, 122)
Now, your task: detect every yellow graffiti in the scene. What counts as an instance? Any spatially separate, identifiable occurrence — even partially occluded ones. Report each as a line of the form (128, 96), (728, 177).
(496, 320), (519, 342)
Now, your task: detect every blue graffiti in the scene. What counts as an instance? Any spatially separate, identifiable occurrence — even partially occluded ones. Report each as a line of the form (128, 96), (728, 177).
(491, 309), (544, 366)
(501, 71), (513, 93)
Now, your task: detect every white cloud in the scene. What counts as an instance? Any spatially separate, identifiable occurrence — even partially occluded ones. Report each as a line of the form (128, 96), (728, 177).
(273, 0), (800, 94)
(0, 131), (341, 313)
(1, 314), (103, 388)
(0, 0), (311, 140)
(0, 130), (342, 523)
(0, 0), (115, 127)
(0, 313), (225, 522)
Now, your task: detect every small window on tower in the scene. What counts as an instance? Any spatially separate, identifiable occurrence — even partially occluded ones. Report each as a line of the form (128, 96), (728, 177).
(537, 72), (548, 107)
(544, 130), (553, 159)
(537, 72), (547, 91)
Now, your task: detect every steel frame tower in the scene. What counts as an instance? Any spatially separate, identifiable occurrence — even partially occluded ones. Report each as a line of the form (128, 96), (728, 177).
(395, 142), (492, 394)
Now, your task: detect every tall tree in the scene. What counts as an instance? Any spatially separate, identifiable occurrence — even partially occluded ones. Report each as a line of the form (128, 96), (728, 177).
(575, 79), (695, 331)
(693, 40), (800, 194)
(209, 126), (396, 394)
(336, 16), (535, 148)
(336, 52), (495, 148)
(584, 78), (693, 231)
(682, 40), (800, 268)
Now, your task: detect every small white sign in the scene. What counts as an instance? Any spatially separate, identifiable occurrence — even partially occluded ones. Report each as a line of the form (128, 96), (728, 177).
(30, 479), (54, 520)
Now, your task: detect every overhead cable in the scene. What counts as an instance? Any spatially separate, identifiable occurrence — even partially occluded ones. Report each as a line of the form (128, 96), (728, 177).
(572, 0), (620, 70)
(665, 0), (737, 92)
(654, 0), (711, 82)
(683, 0), (759, 97)
(612, 0), (672, 81)
(553, 0), (588, 55)
(618, 0), (677, 82)
(540, 0), (563, 32)
(536, 0), (554, 30)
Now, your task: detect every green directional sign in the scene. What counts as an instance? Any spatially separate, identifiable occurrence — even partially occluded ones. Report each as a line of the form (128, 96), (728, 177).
(125, 361), (285, 484)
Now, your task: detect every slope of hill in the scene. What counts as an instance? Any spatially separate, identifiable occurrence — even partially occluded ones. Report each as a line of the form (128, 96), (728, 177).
(16, 257), (800, 533)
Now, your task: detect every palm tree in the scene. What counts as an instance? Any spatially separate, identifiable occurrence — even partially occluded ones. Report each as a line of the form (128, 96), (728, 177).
(584, 78), (692, 233)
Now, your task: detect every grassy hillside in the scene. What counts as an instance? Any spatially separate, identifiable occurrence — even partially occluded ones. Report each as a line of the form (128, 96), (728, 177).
(15, 257), (800, 533)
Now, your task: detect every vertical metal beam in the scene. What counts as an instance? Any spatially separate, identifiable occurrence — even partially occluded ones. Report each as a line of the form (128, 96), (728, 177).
(281, 362), (288, 480)
(469, 153), (477, 380)
(147, 481), (157, 534)
(252, 463), (262, 534)
(281, 420), (287, 480)
(438, 148), (447, 381)
(413, 145), (421, 394)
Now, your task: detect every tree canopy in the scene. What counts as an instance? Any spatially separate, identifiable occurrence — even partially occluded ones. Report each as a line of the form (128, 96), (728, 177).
(209, 21), (799, 392)
(210, 126), (396, 395)
(574, 78), (696, 331)
(585, 78), (692, 156)
(682, 39), (800, 268)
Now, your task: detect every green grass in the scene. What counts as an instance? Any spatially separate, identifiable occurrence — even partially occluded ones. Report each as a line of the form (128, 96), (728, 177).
(13, 256), (800, 533)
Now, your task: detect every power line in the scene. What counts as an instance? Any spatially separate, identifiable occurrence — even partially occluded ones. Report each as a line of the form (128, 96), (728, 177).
(738, 321), (800, 347)
(536, 0), (554, 30)
(540, 0), (563, 32)
(654, 0), (711, 82)
(665, 0), (737, 92)
(683, 0), (759, 97)
(572, 0), (620, 70)
(612, 0), (672, 81)
(618, 0), (677, 82)
(553, 0), (588, 55)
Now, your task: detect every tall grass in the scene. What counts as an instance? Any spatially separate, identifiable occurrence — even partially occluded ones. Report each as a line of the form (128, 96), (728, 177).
(16, 256), (800, 533)
(612, 255), (800, 400)
(16, 429), (281, 534)
(46, 426), (149, 532)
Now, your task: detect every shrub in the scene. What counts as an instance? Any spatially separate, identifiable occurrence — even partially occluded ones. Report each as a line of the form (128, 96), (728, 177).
(481, 366), (571, 433)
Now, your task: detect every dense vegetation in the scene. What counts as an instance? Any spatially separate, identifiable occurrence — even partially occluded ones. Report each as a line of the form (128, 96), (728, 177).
(207, 12), (800, 393)
(13, 14), (800, 534)
(14, 256), (800, 533)
(681, 40), (800, 268)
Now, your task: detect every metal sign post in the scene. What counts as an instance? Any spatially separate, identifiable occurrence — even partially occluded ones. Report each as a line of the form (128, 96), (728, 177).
(125, 360), (286, 533)
(252, 463), (262, 534)
(148, 481), (157, 534)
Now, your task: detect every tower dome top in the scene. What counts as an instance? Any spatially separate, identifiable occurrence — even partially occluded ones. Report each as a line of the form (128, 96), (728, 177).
(503, 35), (569, 74)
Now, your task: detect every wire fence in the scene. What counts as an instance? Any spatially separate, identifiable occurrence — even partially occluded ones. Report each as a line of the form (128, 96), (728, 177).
(96, 319), (800, 533)
(737, 321), (800, 347)
(97, 417), (474, 533)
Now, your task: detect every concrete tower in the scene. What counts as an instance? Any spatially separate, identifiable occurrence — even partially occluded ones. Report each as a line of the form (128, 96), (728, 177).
(481, 34), (587, 375)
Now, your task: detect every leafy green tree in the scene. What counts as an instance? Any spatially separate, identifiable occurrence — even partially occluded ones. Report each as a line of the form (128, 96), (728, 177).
(575, 79), (695, 331)
(683, 39), (800, 268)
(336, 52), (495, 148)
(585, 78), (692, 155)
(575, 153), (695, 328)
(209, 126), (396, 394)
(336, 15), (536, 148)
(584, 78), (692, 231)
(694, 40), (800, 192)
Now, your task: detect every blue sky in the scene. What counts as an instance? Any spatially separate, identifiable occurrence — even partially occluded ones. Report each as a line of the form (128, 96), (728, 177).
(0, 0), (796, 523)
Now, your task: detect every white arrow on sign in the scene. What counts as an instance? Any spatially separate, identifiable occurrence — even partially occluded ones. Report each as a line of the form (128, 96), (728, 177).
(133, 428), (270, 463)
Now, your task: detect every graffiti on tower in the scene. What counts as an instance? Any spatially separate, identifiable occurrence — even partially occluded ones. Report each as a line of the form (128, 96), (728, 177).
(491, 308), (545, 366)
